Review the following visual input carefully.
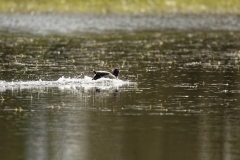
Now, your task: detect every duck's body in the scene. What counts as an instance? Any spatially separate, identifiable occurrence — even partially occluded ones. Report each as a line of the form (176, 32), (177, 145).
(92, 69), (119, 80)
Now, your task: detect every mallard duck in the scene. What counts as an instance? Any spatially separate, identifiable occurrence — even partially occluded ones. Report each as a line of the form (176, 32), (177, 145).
(92, 68), (119, 80)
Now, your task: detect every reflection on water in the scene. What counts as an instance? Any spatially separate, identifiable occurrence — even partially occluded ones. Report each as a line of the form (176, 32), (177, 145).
(1, 30), (240, 160)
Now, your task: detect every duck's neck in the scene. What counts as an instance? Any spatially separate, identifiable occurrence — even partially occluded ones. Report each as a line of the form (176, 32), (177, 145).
(113, 72), (118, 77)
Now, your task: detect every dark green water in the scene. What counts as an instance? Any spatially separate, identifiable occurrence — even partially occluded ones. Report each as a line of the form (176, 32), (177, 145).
(1, 30), (240, 160)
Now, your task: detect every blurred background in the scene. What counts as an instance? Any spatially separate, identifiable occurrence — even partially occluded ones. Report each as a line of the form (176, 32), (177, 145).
(0, 0), (239, 14)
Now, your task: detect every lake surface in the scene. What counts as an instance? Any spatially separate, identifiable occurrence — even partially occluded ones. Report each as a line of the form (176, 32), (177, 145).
(1, 14), (240, 160)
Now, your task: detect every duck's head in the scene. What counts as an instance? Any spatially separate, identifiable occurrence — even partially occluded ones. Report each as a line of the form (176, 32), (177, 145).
(113, 68), (119, 77)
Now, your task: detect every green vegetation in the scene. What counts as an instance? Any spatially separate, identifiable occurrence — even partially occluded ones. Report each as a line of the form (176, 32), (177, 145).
(0, 0), (240, 14)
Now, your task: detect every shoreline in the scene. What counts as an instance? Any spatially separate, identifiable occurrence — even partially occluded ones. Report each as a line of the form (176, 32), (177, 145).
(0, 13), (240, 35)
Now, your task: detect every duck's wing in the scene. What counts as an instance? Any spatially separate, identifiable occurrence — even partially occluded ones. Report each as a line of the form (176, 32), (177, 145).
(94, 71), (111, 76)
(93, 71), (116, 80)
(104, 73), (116, 79)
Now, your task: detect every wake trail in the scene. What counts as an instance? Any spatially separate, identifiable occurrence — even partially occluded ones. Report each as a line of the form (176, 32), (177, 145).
(0, 76), (133, 92)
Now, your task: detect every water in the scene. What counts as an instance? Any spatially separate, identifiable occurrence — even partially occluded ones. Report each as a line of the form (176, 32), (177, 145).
(1, 14), (240, 160)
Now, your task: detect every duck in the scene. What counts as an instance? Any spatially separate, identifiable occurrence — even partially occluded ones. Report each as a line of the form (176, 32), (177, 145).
(92, 68), (119, 80)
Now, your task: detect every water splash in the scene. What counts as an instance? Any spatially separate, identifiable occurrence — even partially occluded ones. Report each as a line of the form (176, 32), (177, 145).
(0, 76), (132, 92)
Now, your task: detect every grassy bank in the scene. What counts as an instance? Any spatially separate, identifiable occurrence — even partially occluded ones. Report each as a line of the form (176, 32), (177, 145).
(0, 0), (240, 14)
